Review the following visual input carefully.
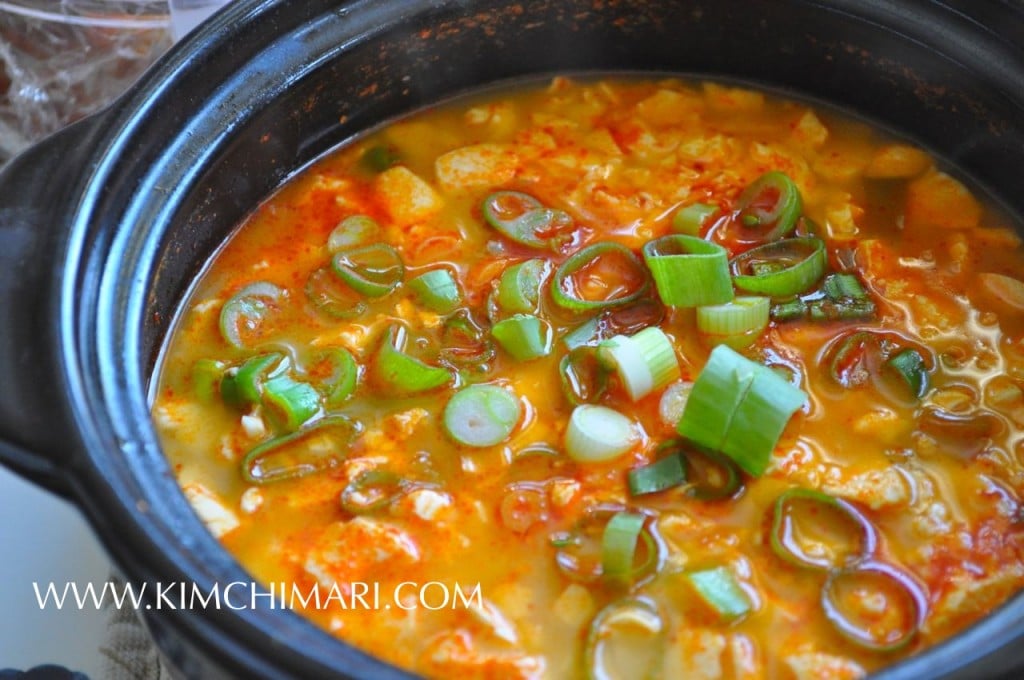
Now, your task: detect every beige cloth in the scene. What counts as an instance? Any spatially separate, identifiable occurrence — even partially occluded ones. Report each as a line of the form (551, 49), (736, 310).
(99, 578), (172, 680)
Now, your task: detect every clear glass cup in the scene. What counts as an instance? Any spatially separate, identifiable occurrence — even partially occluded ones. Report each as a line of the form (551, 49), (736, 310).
(0, 1), (172, 161)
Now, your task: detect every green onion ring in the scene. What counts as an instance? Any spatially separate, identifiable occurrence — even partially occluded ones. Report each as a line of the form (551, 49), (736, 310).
(331, 243), (405, 298)
(734, 171), (803, 241)
(642, 234), (733, 308)
(822, 561), (926, 652)
(585, 597), (667, 680)
(482, 191), (574, 250)
(305, 267), (367, 319)
(560, 346), (609, 405)
(219, 281), (284, 348)
(730, 237), (826, 298)
(340, 469), (411, 514)
(770, 487), (878, 571)
(242, 415), (361, 485)
(552, 242), (650, 312)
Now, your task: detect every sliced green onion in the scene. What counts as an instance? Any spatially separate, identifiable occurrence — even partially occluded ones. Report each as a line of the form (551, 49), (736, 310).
(677, 345), (806, 476)
(242, 415), (360, 485)
(807, 299), (877, 321)
(310, 348), (359, 407)
(679, 445), (742, 500)
(682, 567), (752, 621)
(886, 348), (930, 399)
(696, 296), (770, 349)
(482, 191), (574, 250)
(328, 215), (381, 253)
(672, 202), (720, 235)
(443, 384), (521, 447)
(562, 299), (667, 350)
(565, 405), (641, 463)
(219, 281), (284, 348)
(305, 267), (366, 318)
(829, 331), (879, 388)
(734, 171), (803, 241)
(497, 259), (548, 313)
(372, 325), (452, 394)
(823, 272), (869, 301)
(360, 144), (400, 173)
(438, 309), (496, 369)
(560, 346), (609, 405)
(822, 562), (925, 652)
(192, 359), (227, 402)
(331, 243), (404, 298)
(220, 352), (287, 408)
(598, 327), (680, 401)
(601, 512), (650, 581)
(770, 488), (877, 571)
(628, 454), (686, 496)
(731, 237), (826, 298)
(642, 234), (733, 308)
(585, 597), (666, 680)
(408, 268), (461, 313)
(554, 507), (616, 583)
(552, 242), (650, 312)
(491, 314), (552, 361)
(261, 375), (321, 432)
(770, 298), (808, 322)
(340, 470), (410, 514)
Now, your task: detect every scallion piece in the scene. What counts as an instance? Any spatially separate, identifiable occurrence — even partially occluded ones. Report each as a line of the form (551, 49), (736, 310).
(331, 243), (404, 298)
(242, 415), (360, 485)
(565, 405), (641, 463)
(730, 237), (826, 298)
(327, 215), (381, 253)
(372, 326), (452, 395)
(822, 562), (925, 652)
(677, 345), (806, 476)
(305, 267), (366, 319)
(696, 296), (770, 349)
(482, 191), (574, 250)
(438, 310), (496, 369)
(734, 171), (803, 241)
(491, 314), (552, 361)
(220, 352), (287, 408)
(598, 327), (680, 401)
(408, 268), (462, 313)
(497, 259), (548, 313)
(823, 272), (869, 301)
(628, 454), (686, 496)
(192, 359), (226, 402)
(886, 348), (930, 398)
(682, 567), (752, 621)
(310, 347), (359, 407)
(585, 597), (666, 680)
(340, 470), (409, 514)
(601, 512), (648, 581)
(359, 145), (400, 173)
(560, 346), (609, 405)
(770, 487), (877, 571)
(219, 281), (284, 348)
(642, 234), (733, 308)
(552, 242), (650, 313)
(261, 375), (321, 432)
(672, 202), (720, 235)
(443, 384), (521, 447)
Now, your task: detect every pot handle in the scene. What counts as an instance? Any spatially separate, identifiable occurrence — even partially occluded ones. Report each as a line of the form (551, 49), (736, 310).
(0, 116), (105, 499)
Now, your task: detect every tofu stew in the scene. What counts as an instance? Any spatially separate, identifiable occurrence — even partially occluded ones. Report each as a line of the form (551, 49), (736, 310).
(153, 78), (1024, 679)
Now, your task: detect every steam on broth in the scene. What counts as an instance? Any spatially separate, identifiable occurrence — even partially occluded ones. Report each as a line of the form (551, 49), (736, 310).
(153, 77), (1024, 679)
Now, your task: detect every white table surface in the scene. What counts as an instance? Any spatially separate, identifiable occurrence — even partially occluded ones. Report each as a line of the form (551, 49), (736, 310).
(0, 466), (113, 676)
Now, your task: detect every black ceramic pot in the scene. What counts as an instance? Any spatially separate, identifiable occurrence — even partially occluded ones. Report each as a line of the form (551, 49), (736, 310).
(1, 0), (1023, 677)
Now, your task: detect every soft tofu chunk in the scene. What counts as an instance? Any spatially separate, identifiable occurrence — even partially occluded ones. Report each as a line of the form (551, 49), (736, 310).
(785, 650), (865, 680)
(420, 629), (545, 680)
(374, 166), (444, 227)
(904, 170), (982, 230)
(434, 143), (519, 193)
(792, 110), (829, 149)
(303, 517), (420, 589)
(182, 483), (239, 538)
(863, 144), (931, 179)
(821, 466), (910, 510)
(666, 629), (727, 680)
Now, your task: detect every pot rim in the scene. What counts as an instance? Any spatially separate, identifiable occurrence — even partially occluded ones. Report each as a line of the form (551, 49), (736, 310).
(42, 0), (1024, 677)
